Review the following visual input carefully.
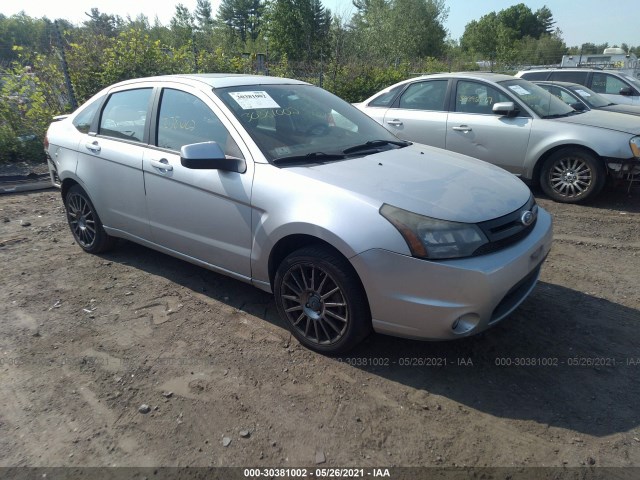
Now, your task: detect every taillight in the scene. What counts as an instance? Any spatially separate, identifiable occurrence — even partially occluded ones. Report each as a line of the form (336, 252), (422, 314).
(44, 135), (49, 150)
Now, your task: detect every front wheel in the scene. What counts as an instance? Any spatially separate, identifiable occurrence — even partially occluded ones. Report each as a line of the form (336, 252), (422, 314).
(540, 148), (605, 203)
(274, 246), (371, 355)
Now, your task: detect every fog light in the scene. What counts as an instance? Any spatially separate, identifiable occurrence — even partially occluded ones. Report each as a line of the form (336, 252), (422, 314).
(451, 313), (480, 335)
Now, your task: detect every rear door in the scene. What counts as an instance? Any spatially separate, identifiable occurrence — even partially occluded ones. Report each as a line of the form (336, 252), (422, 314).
(142, 85), (254, 278)
(75, 87), (153, 240)
(382, 79), (449, 148)
(445, 79), (532, 174)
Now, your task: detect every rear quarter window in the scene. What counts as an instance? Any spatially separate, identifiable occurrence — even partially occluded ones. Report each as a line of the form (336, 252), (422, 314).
(72, 98), (103, 134)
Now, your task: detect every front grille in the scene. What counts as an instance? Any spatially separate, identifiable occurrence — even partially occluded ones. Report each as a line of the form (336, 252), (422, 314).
(473, 196), (538, 256)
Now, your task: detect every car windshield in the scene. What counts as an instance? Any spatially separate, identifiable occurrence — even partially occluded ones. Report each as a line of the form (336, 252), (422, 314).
(499, 79), (575, 118)
(567, 85), (613, 108)
(215, 84), (404, 163)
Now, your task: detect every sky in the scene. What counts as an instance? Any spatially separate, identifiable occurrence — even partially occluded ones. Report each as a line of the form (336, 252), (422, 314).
(0, 0), (636, 49)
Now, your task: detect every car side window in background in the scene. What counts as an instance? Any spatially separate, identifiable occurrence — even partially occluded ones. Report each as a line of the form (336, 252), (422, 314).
(157, 88), (243, 158)
(520, 71), (549, 81)
(591, 73), (627, 95)
(398, 80), (448, 111)
(368, 85), (403, 107)
(73, 98), (102, 134)
(455, 81), (510, 115)
(548, 71), (588, 85)
(99, 89), (151, 142)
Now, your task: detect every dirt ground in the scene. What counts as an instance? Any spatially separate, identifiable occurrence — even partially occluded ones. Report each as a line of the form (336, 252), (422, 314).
(1, 184), (639, 470)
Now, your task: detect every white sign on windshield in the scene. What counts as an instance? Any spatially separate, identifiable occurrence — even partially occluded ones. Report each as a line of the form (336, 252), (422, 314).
(575, 89), (591, 97)
(508, 85), (531, 96)
(229, 91), (281, 109)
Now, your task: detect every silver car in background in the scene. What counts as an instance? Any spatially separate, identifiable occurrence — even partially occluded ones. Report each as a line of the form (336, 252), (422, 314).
(357, 73), (640, 203)
(533, 80), (640, 116)
(45, 74), (552, 354)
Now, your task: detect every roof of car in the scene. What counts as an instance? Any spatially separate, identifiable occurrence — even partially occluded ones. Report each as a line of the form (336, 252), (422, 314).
(519, 68), (622, 74)
(532, 80), (584, 88)
(111, 73), (311, 89)
(416, 72), (516, 82)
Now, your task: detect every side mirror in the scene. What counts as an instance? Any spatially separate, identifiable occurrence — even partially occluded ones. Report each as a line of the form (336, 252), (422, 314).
(570, 102), (586, 111)
(180, 141), (246, 173)
(492, 101), (518, 116)
(620, 86), (634, 96)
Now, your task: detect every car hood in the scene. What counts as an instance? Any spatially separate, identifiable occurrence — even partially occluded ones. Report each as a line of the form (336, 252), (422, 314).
(553, 109), (640, 134)
(289, 144), (531, 223)
(600, 104), (640, 117)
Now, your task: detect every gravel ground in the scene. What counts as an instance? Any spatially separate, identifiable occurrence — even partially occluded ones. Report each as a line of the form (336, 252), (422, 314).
(0, 185), (639, 471)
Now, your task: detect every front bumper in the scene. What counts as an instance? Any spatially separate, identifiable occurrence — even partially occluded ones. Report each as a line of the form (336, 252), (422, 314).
(350, 208), (553, 340)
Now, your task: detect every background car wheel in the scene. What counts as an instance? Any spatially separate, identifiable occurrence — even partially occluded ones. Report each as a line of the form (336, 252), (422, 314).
(540, 148), (605, 203)
(274, 245), (371, 355)
(65, 184), (116, 253)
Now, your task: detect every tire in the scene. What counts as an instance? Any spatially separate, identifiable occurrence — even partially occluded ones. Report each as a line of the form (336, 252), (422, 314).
(540, 148), (606, 203)
(64, 184), (116, 253)
(274, 246), (371, 355)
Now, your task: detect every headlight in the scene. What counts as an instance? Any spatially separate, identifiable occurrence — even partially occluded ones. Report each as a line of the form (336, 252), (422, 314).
(380, 204), (488, 260)
(630, 136), (640, 158)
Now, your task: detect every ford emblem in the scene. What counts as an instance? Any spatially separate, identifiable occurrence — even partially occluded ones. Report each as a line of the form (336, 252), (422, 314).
(520, 210), (534, 226)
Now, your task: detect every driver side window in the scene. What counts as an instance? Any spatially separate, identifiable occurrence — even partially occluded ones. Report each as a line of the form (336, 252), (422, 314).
(455, 81), (510, 115)
(156, 89), (243, 158)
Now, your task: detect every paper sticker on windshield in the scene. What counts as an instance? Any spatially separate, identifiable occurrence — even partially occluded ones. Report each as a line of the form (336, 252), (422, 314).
(508, 85), (531, 95)
(229, 91), (280, 109)
(575, 89), (591, 97)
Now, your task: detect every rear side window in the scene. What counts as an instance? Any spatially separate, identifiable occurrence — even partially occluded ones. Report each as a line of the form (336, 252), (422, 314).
(99, 89), (151, 142)
(548, 71), (589, 85)
(156, 88), (243, 158)
(591, 73), (630, 95)
(398, 80), (448, 111)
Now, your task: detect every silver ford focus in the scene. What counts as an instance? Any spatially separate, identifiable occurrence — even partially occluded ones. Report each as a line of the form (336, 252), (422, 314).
(45, 74), (552, 354)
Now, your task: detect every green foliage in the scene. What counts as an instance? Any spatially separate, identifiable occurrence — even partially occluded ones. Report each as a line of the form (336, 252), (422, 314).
(0, 51), (67, 162)
(349, 0), (447, 62)
(460, 3), (565, 66)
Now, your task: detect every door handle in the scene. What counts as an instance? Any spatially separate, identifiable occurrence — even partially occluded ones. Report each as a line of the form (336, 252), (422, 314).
(149, 159), (173, 172)
(386, 119), (403, 127)
(452, 125), (472, 132)
(85, 141), (101, 153)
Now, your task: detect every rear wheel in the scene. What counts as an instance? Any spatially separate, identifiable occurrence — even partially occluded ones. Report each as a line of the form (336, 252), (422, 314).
(274, 246), (371, 355)
(540, 148), (605, 203)
(64, 184), (116, 253)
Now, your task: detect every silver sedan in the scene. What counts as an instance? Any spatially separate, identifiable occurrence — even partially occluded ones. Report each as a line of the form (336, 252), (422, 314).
(45, 74), (552, 354)
(357, 73), (640, 203)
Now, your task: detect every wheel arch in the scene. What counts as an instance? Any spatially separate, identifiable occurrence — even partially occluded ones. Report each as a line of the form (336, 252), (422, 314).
(268, 234), (356, 288)
(532, 144), (604, 188)
(60, 178), (82, 204)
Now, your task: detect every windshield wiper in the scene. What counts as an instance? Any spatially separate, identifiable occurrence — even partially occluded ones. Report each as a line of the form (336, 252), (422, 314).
(342, 139), (411, 155)
(272, 151), (346, 166)
(542, 113), (571, 119)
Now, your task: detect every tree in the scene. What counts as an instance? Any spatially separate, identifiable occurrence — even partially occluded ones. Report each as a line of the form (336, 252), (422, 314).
(169, 4), (195, 48)
(269, 0), (331, 61)
(83, 8), (123, 37)
(217, 0), (264, 47)
(349, 0), (447, 62)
